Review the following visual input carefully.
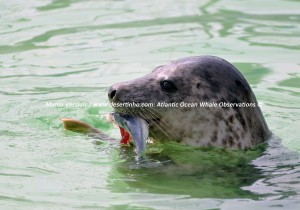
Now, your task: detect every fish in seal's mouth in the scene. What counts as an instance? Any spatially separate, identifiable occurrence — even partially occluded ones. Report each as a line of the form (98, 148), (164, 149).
(106, 112), (149, 158)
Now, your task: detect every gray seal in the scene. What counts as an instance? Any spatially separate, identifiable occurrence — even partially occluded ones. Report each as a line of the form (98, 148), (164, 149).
(108, 55), (270, 149)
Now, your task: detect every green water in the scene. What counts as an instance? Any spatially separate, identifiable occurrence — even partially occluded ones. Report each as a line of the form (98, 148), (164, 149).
(1, 0), (300, 209)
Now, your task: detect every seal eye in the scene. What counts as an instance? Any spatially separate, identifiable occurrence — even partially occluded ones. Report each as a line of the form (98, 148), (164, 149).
(161, 80), (177, 93)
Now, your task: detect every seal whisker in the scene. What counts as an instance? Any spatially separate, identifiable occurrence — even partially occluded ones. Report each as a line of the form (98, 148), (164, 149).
(145, 112), (173, 140)
(145, 107), (182, 142)
(137, 109), (160, 141)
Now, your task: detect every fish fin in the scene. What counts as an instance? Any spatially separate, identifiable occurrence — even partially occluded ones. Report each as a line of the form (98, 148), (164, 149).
(60, 118), (116, 141)
(60, 118), (101, 134)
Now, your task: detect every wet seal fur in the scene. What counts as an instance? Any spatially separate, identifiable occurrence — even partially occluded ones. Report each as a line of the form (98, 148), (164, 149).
(108, 56), (271, 149)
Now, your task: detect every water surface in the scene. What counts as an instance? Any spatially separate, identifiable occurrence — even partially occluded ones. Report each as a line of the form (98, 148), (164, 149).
(0, 0), (300, 209)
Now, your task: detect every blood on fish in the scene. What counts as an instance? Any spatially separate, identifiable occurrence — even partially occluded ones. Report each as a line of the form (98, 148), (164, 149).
(119, 127), (130, 144)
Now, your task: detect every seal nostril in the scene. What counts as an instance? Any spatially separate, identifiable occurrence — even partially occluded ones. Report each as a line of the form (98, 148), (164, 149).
(109, 89), (116, 99)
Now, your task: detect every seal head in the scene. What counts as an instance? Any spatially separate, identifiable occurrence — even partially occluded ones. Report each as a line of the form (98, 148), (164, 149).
(108, 56), (270, 149)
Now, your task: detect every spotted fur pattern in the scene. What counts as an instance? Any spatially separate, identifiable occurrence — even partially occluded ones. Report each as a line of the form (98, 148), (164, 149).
(108, 56), (270, 149)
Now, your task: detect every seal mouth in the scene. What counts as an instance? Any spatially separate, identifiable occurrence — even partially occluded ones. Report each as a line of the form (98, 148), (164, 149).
(109, 112), (149, 158)
(112, 107), (162, 127)
(111, 106), (178, 142)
